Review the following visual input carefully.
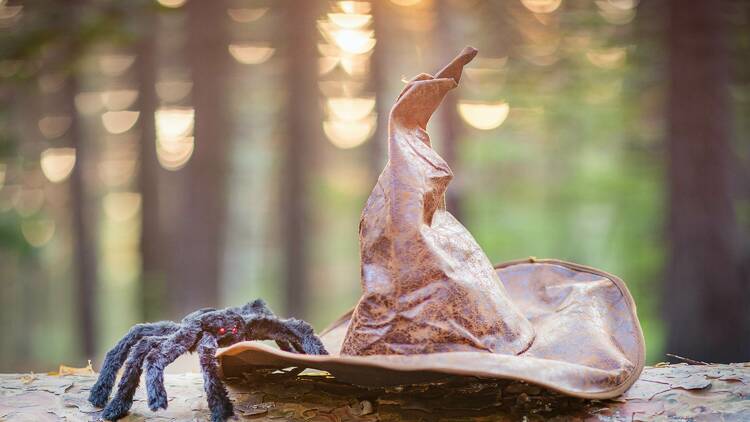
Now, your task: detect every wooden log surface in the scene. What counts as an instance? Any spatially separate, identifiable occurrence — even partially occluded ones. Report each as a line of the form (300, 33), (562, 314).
(0, 363), (748, 421)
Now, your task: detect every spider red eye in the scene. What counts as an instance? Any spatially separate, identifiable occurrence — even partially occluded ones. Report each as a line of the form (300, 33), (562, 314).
(218, 327), (226, 334)
(231, 327), (238, 334)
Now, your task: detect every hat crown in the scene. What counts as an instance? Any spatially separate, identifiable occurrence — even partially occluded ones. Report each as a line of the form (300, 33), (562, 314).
(341, 47), (536, 356)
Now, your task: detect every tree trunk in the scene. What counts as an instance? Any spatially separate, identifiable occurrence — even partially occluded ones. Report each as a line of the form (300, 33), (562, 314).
(2, 363), (748, 420)
(664, 0), (750, 361)
(135, 11), (165, 322)
(168, 0), (231, 315)
(280, 0), (322, 319)
(66, 74), (97, 359)
(368, 0), (389, 180)
(434, 0), (464, 221)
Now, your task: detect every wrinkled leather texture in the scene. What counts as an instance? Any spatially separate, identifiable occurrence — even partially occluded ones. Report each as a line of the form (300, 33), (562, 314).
(340, 47), (535, 356)
(218, 47), (645, 399)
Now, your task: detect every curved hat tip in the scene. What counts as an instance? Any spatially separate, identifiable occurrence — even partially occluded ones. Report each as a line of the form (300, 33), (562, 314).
(435, 46), (478, 84)
(390, 47), (479, 129)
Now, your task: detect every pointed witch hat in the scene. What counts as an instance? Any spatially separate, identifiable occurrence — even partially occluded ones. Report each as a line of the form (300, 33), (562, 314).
(219, 47), (645, 399)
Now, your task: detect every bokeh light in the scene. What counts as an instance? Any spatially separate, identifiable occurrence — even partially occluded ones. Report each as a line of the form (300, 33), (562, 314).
(156, 107), (195, 170)
(586, 47), (627, 69)
(458, 101), (510, 130)
(21, 218), (55, 247)
(228, 43), (275, 65)
(327, 13), (371, 29)
(101, 111), (140, 134)
(38, 115), (71, 139)
(40, 147), (76, 183)
(103, 192), (142, 222)
(98, 54), (135, 76)
(157, 136), (195, 170)
(323, 117), (376, 149)
(227, 7), (267, 23)
(329, 29), (376, 55)
(156, 0), (186, 9)
(520, 0), (562, 14)
(390, 0), (423, 6)
(327, 97), (375, 121)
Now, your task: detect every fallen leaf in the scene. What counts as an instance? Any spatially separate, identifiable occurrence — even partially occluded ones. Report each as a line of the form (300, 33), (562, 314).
(20, 372), (37, 384)
(48, 360), (95, 376)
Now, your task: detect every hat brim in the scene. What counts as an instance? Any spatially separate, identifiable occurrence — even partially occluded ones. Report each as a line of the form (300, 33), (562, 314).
(218, 259), (645, 399)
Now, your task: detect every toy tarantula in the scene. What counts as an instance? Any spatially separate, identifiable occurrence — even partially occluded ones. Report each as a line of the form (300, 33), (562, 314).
(88, 299), (327, 422)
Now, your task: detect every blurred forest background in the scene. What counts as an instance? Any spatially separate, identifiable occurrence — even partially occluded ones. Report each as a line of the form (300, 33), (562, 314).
(0, 0), (748, 372)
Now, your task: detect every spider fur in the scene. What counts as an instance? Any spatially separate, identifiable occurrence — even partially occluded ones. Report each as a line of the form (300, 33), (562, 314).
(88, 299), (328, 422)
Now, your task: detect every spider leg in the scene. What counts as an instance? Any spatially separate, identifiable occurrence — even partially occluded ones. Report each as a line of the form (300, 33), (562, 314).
(144, 326), (201, 411)
(101, 335), (165, 421)
(246, 316), (328, 355)
(198, 334), (233, 422)
(89, 321), (179, 407)
(239, 300), (315, 353)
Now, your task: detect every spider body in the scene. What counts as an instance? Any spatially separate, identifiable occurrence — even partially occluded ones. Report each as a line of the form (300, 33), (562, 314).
(89, 299), (327, 422)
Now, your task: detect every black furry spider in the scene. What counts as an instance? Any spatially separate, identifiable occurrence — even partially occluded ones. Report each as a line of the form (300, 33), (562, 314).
(88, 299), (327, 422)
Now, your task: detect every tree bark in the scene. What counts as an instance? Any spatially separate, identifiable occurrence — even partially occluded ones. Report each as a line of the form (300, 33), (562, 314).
(280, 0), (322, 319)
(168, 0), (231, 315)
(664, 0), (750, 361)
(2, 363), (748, 420)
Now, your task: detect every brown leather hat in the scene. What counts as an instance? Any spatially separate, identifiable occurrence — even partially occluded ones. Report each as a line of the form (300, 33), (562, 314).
(219, 47), (645, 399)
